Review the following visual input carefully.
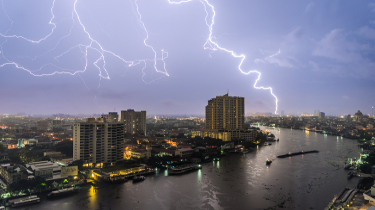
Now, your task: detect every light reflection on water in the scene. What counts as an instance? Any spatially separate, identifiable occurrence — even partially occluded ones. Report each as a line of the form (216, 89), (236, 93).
(21, 126), (361, 210)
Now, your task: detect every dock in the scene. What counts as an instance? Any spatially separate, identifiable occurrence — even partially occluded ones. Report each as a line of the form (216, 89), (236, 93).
(277, 150), (319, 158)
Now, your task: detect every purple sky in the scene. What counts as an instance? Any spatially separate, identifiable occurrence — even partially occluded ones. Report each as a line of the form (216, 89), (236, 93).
(0, 0), (375, 116)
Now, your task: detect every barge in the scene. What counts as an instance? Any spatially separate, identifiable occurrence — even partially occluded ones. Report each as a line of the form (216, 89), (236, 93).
(8, 195), (40, 207)
(277, 150), (319, 158)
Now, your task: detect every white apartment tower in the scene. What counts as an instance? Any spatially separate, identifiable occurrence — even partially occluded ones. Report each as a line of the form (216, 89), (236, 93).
(73, 118), (124, 167)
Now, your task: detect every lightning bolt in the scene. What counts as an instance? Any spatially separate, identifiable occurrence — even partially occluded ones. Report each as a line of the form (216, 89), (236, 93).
(166, 0), (279, 114)
(0, 0), (168, 83)
(0, 0), (279, 114)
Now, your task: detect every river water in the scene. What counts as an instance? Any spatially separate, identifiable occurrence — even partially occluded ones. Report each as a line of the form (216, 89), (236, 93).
(14, 127), (361, 210)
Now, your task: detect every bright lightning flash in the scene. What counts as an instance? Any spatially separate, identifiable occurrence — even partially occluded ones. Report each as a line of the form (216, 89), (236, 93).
(0, 0), (279, 114)
(166, 0), (279, 114)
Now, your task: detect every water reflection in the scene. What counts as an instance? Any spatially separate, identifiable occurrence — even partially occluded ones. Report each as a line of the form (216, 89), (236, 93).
(164, 169), (168, 176)
(25, 126), (362, 210)
(198, 169), (202, 182)
(88, 185), (97, 209)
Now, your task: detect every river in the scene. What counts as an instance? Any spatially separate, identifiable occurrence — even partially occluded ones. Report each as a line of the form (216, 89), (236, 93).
(13, 126), (361, 210)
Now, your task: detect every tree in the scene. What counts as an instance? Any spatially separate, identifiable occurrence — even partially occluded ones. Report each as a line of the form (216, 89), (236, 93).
(70, 160), (84, 170)
(41, 156), (51, 161)
(53, 140), (73, 157)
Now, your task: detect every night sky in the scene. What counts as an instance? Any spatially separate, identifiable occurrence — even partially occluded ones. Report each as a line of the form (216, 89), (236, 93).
(0, 0), (374, 116)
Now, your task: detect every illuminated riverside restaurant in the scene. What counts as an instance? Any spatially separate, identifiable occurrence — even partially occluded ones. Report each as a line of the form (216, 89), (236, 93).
(91, 165), (153, 181)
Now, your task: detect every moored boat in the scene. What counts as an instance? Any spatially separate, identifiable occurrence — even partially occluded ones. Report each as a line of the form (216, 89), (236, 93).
(109, 176), (127, 183)
(9, 195), (40, 207)
(133, 176), (146, 182)
(168, 164), (202, 175)
(266, 159), (272, 165)
(47, 187), (77, 198)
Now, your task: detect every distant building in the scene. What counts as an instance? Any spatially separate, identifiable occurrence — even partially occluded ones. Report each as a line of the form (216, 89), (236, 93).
(73, 118), (124, 167)
(120, 109), (146, 135)
(37, 120), (52, 131)
(280, 110), (285, 116)
(355, 110), (363, 121)
(17, 139), (38, 148)
(317, 112), (325, 119)
(52, 120), (62, 129)
(101, 112), (119, 123)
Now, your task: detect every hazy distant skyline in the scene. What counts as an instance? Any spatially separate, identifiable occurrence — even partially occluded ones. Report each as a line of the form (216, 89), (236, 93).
(1, 0), (374, 116)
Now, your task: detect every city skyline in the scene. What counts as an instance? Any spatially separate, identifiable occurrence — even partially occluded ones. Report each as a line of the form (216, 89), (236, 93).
(0, 1), (374, 116)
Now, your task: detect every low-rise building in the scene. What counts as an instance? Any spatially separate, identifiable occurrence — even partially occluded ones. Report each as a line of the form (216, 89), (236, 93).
(192, 129), (256, 142)
(0, 163), (28, 185)
(26, 161), (63, 180)
(175, 148), (194, 157)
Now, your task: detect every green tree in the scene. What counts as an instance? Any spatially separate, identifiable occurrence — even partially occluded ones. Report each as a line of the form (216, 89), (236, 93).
(53, 140), (73, 157)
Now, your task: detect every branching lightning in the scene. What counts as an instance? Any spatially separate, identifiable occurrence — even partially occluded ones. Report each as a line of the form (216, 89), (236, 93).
(167, 0), (279, 114)
(0, 0), (279, 114)
(0, 0), (168, 83)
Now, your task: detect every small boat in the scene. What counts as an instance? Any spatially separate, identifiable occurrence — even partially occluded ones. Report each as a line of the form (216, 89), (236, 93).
(277, 138), (279, 141)
(243, 149), (250, 154)
(347, 171), (354, 179)
(268, 143), (272, 145)
(168, 164), (201, 175)
(266, 159), (272, 165)
(264, 143), (268, 146)
(133, 176), (146, 183)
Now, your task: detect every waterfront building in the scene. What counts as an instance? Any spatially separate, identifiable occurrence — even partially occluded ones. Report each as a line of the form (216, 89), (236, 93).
(194, 94), (256, 142)
(26, 161), (61, 179)
(73, 118), (124, 167)
(101, 112), (119, 123)
(205, 94), (244, 130)
(120, 109), (146, 135)
(192, 129), (256, 142)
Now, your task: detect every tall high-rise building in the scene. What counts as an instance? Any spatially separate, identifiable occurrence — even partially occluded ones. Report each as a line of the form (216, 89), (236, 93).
(120, 109), (146, 135)
(73, 118), (124, 167)
(193, 94), (255, 142)
(205, 94), (244, 130)
(101, 112), (119, 123)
